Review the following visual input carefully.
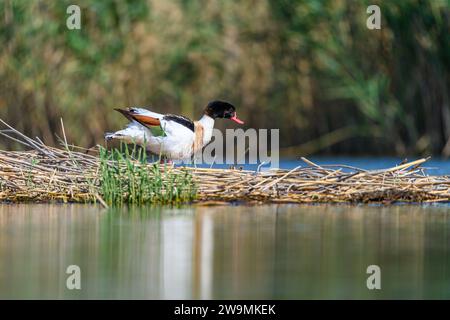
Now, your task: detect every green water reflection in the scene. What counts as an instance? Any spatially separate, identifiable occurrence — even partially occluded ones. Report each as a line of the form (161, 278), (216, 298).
(0, 204), (449, 299)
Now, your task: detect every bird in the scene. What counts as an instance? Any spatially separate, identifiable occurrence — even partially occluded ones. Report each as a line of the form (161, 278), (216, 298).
(105, 100), (244, 162)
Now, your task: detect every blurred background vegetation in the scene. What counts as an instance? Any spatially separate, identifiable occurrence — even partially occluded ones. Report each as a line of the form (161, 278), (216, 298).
(0, 0), (448, 157)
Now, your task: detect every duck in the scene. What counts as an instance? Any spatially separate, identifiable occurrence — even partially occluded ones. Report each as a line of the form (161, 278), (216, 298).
(105, 100), (244, 162)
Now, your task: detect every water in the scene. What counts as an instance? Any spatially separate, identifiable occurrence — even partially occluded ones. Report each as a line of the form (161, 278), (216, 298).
(1, 203), (449, 299)
(194, 157), (450, 175)
(1, 157), (450, 299)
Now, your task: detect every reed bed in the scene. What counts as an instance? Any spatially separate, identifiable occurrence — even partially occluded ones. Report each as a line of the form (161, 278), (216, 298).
(194, 158), (450, 204)
(0, 119), (449, 206)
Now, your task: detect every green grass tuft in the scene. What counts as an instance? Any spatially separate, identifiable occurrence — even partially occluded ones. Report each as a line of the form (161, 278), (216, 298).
(99, 144), (196, 206)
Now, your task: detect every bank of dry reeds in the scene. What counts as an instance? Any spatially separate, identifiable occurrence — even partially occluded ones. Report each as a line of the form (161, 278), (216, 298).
(194, 157), (450, 204)
(0, 119), (449, 206)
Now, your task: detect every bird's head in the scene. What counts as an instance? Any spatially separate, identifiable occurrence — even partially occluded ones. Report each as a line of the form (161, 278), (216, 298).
(204, 100), (244, 124)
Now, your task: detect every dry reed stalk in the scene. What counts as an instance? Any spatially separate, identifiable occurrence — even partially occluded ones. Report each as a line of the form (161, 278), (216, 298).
(0, 119), (449, 205)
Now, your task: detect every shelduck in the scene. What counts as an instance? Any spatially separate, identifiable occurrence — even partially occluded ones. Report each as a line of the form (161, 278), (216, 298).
(105, 100), (244, 161)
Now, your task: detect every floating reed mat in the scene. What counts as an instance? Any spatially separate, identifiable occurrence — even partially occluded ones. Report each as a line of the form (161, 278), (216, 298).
(0, 119), (449, 206)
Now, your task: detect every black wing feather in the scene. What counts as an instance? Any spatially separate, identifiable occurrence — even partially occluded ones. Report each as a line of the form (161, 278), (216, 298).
(163, 114), (195, 132)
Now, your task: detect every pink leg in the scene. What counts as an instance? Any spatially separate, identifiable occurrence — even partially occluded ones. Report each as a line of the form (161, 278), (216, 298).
(159, 158), (173, 165)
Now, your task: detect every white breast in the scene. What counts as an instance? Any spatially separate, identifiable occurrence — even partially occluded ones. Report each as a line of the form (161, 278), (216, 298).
(198, 114), (215, 146)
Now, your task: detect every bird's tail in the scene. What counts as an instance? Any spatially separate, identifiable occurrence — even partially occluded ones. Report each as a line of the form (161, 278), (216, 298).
(104, 132), (120, 141)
